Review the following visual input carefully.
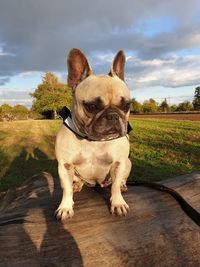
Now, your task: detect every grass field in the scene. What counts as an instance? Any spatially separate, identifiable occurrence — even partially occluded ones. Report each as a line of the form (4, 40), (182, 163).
(0, 118), (200, 192)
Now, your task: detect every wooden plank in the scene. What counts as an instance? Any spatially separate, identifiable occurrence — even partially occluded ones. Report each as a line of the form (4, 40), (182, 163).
(0, 172), (200, 267)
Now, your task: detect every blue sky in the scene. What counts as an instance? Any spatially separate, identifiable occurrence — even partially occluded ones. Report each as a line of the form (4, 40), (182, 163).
(134, 16), (177, 37)
(0, 0), (200, 107)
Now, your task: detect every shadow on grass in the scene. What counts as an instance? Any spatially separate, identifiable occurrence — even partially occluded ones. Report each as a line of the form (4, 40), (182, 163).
(0, 148), (57, 192)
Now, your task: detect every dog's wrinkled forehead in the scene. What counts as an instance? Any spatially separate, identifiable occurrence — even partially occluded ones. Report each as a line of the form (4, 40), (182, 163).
(75, 75), (130, 106)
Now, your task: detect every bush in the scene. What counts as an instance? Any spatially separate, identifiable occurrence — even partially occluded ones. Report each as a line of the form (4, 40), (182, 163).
(12, 105), (29, 120)
(0, 104), (14, 121)
(176, 101), (193, 112)
(130, 98), (142, 113)
(0, 104), (31, 121)
(142, 98), (158, 113)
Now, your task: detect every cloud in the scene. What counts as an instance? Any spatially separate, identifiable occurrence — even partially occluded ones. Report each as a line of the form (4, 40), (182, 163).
(126, 54), (200, 88)
(85, 52), (200, 88)
(0, 77), (10, 85)
(0, 0), (200, 89)
(0, 89), (33, 106)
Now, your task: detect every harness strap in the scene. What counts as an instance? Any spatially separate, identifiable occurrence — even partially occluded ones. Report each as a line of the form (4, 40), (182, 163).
(127, 181), (200, 227)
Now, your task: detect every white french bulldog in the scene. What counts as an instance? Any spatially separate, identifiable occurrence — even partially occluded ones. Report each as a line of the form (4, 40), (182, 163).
(55, 48), (132, 221)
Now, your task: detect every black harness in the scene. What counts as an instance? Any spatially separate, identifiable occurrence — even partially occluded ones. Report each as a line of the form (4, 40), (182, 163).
(59, 107), (200, 227)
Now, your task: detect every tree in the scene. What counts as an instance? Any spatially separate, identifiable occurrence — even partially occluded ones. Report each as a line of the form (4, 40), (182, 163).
(0, 104), (14, 121)
(130, 98), (142, 113)
(193, 86), (200, 111)
(142, 98), (158, 113)
(159, 98), (169, 113)
(176, 101), (193, 112)
(169, 104), (178, 112)
(31, 72), (72, 119)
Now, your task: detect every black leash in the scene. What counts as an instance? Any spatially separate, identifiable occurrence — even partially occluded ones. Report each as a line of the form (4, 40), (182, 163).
(127, 180), (200, 227)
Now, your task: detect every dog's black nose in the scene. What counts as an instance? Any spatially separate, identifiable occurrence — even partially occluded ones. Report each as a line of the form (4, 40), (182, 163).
(106, 112), (119, 121)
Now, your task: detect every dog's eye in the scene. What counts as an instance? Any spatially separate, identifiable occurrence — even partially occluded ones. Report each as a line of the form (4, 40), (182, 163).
(125, 102), (130, 112)
(122, 102), (130, 113)
(119, 97), (131, 113)
(84, 103), (98, 113)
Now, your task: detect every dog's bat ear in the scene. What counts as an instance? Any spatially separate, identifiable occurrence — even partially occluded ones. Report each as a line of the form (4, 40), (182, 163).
(109, 50), (125, 81)
(67, 48), (93, 90)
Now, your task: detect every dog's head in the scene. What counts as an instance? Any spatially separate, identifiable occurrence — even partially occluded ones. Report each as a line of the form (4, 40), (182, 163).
(67, 48), (130, 141)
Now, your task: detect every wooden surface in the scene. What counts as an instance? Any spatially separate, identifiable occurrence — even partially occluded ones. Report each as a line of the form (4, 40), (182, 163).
(0, 172), (200, 267)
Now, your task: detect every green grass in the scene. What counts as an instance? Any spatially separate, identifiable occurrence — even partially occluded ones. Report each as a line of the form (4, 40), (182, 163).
(129, 118), (200, 181)
(0, 118), (199, 192)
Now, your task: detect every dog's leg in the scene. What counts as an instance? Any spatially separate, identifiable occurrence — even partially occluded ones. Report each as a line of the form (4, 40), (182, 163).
(110, 159), (131, 216)
(55, 163), (74, 221)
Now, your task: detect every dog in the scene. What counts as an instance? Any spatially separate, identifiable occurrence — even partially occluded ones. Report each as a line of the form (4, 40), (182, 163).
(55, 48), (132, 221)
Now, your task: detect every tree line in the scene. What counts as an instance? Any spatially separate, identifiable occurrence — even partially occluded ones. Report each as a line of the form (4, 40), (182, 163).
(130, 91), (200, 114)
(0, 72), (200, 121)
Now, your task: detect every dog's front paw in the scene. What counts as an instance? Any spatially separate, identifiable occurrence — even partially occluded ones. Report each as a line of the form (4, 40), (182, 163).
(55, 202), (74, 221)
(110, 195), (129, 216)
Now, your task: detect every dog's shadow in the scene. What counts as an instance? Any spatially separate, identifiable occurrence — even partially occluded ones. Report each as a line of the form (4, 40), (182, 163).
(0, 148), (84, 267)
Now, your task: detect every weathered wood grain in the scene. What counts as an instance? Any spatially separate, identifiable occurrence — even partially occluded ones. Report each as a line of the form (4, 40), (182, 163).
(0, 172), (199, 267)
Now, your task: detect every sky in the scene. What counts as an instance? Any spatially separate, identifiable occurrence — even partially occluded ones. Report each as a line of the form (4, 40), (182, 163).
(0, 0), (200, 107)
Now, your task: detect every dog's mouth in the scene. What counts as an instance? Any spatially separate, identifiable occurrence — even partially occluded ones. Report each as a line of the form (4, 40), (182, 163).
(89, 114), (127, 140)
(104, 125), (122, 135)
(106, 129), (117, 134)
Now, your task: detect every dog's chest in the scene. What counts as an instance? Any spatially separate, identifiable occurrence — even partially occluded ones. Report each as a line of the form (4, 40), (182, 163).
(72, 151), (113, 184)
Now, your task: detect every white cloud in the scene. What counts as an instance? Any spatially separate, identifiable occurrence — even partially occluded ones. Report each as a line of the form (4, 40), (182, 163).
(126, 55), (200, 88)
(18, 71), (43, 78)
(0, 44), (15, 57)
(0, 89), (33, 106)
